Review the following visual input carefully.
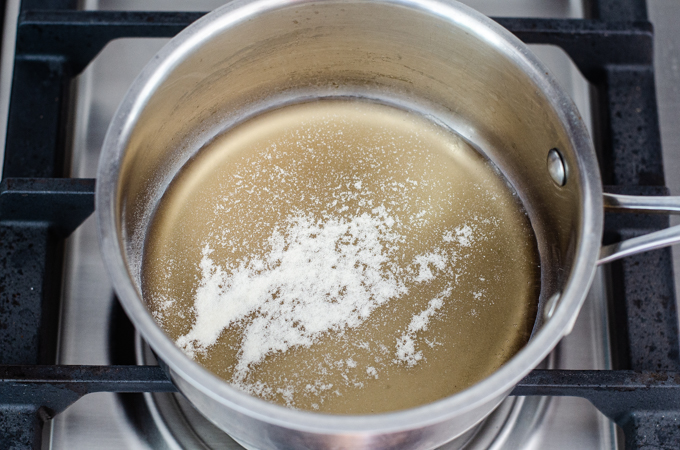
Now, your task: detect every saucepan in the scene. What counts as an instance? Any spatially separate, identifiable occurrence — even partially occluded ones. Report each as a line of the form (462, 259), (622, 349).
(96, 0), (680, 448)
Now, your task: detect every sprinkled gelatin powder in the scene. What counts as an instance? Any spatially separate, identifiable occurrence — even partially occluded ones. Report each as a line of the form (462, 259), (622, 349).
(142, 99), (540, 414)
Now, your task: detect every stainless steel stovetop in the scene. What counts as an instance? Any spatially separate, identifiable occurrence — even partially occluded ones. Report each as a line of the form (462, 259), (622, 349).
(1, 0), (678, 448)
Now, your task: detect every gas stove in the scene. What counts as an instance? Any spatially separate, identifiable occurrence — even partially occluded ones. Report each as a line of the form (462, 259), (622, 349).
(1, 0), (679, 449)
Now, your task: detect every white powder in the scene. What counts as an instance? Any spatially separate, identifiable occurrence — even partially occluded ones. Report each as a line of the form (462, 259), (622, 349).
(366, 366), (378, 379)
(176, 206), (408, 381)
(175, 211), (487, 390)
(394, 288), (451, 367)
(443, 224), (474, 247)
(277, 386), (296, 407)
(395, 335), (420, 366)
(413, 251), (448, 282)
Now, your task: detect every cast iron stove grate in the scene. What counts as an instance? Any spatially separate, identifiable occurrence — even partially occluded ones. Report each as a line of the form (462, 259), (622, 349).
(1, 0), (679, 448)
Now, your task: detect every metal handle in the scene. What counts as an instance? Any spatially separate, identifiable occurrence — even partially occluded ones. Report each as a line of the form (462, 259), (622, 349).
(598, 193), (680, 265)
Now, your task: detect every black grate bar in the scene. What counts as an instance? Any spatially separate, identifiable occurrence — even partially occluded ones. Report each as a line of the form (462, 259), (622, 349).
(16, 11), (205, 74)
(603, 186), (680, 373)
(12, 11), (652, 79)
(0, 365), (176, 418)
(585, 0), (648, 22)
(619, 412), (680, 450)
(20, 0), (77, 12)
(516, 367), (680, 449)
(586, 0), (680, 445)
(494, 18), (652, 82)
(3, 365), (680, 424)
(0, 178), (94, 236)
(0, 224), (62, 365)
(0, 364), (174, 450)
(594, 68), (664, 186)
(0, 406), (42, 450)
(2, 58), (72, 179)
(513, 369), (680, 419)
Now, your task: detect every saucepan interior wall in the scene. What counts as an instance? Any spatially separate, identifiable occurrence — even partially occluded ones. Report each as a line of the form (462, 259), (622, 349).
(116, 0), (584, 333)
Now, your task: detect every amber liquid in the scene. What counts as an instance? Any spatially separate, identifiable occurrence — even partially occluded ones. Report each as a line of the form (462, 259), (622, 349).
(143, 99), (539, 414)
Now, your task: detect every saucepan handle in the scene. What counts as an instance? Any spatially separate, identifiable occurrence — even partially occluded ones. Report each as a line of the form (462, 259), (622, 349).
(598, 193), (680, 265)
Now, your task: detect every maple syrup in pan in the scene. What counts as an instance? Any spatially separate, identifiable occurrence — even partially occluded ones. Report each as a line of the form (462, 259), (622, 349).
(142, 99), (540, 414)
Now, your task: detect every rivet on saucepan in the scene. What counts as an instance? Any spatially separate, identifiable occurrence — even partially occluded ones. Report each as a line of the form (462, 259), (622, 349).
(547, 148), (566, 186)
(544, 293), (561, 321)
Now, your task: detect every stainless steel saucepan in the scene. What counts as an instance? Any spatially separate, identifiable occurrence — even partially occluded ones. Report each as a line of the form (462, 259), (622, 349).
(96, 0), (680, 448)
